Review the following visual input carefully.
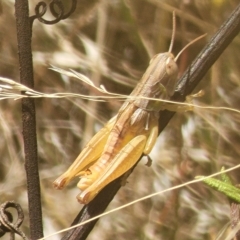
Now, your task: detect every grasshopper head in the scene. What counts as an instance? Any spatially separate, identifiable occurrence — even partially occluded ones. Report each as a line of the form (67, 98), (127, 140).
(149, 52), (178, 98)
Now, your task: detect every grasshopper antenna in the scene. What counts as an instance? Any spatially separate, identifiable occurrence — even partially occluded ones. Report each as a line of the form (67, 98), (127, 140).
(175, 33), (207, 62)
(168, 11), (176, 53)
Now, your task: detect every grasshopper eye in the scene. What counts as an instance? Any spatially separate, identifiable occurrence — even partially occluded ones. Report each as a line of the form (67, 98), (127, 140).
(165, 55), (177, 76)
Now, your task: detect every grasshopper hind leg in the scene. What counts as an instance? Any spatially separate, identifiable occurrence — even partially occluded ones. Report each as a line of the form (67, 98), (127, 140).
(53, 116), (117, 190)
(77, 135), (147, 204)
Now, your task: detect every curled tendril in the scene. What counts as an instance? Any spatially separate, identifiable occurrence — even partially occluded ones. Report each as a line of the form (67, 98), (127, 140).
(0, 201), (28, 240)
(31, 0), (77, 24)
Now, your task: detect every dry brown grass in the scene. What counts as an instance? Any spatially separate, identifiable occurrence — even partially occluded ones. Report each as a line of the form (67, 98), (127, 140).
(1, 0), (240, 239)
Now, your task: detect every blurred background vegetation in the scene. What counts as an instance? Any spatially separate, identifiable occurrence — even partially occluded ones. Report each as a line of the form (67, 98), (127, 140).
(0, 0), (240, 239)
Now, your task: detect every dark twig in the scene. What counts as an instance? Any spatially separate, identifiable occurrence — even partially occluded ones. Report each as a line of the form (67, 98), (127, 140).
(15, 1), (43, 239)
(159, 1), (240, 132)
(61, 177), (124, 240)
(62, 3), (240, 240)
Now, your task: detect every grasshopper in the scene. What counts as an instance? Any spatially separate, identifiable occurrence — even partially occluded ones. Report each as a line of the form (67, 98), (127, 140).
(53, 19), (205, 204)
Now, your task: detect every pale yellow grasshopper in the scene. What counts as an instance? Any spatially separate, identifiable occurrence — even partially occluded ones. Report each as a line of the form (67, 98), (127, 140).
(53, 19), (205, 204)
